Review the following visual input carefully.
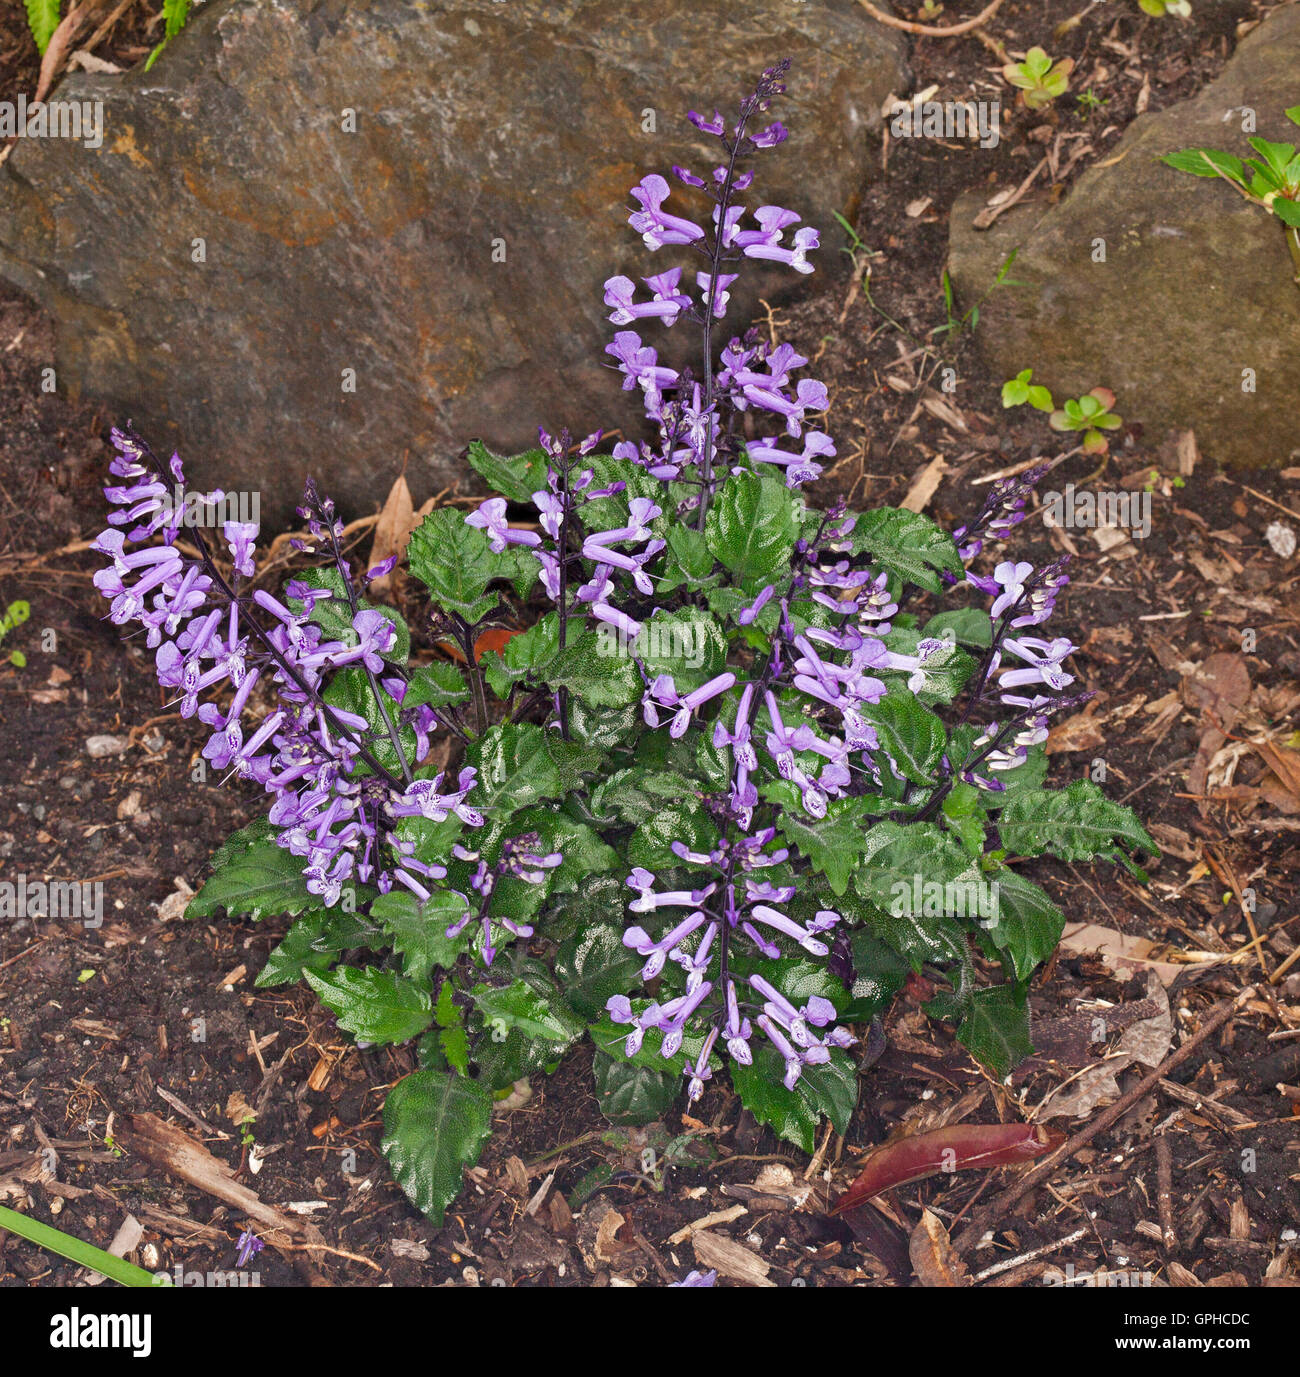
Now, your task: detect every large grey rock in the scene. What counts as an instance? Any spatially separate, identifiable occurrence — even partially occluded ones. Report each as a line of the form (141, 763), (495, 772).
(947, 3), (1300, 471)
(0, 0), (906, 518)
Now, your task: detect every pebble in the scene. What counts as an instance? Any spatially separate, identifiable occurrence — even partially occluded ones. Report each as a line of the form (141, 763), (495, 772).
(85, 734), (130, 758)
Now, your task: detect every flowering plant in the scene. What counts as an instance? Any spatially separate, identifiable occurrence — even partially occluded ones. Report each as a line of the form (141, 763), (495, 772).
(95, 62), (1156, 1225)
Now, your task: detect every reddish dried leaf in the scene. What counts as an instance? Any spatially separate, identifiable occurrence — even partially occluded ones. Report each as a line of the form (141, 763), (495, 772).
(435, 627), (522, 665)
(831, 1122), (1065, 1216)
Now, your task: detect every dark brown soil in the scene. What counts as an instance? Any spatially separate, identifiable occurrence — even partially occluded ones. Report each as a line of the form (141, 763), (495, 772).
(1, 0), (1298, 1290)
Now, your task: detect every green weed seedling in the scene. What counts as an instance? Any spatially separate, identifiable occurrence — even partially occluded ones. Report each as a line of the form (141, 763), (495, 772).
(1162, 105), (1300, 284)
(1, 600), (29, 668)
(1049, 387), (1123, 455)
(1002, 48), (1074, 111)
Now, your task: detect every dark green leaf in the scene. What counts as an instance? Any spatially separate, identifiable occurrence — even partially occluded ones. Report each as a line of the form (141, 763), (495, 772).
(370, 890), (469, 984)
(549, 630), (643, 708)
(472, 978), (585, 1044)
(381, 1070), (493, 1224)
(403, 660), (471, 709)
(953, 984), (1034, 1077)
(407, 507), (522, 623)
(981, 868), (1064, 982)
(861, 692), (947, 785)
(592, 1054), (679, 1125)
(465, 440), (549, 504)
(186, 831), (317, 922)
(555, 925), (642, 1020)
(705, 471), (799, 586)
(846, 508), (962, 594)
(304, 966), (433, 1044)
(998, 780), (1158, 862)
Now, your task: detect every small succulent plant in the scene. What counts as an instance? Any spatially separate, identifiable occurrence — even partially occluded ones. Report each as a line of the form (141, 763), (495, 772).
(1002, 48), (1074, 111)
(1049, 388), (1123, 455)
(1001, 368), (1054, 413)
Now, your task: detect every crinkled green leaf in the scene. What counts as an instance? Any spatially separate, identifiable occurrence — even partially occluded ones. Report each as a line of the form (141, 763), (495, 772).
(998, 780), (1158, 862)
(706, 471), (800, 587)
(305, 966), (433, 1044)
(381, 1070), (493, 1224)
(592, 1054), (679, 1125)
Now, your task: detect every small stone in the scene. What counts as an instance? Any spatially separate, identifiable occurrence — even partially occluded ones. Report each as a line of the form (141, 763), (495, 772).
(85, 734), (129, 758)
(1265, 521), (1296, 559)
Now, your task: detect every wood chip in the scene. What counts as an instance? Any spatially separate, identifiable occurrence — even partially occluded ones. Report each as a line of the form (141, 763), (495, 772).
(910, 1208), (969, 1286)
(691, 1230), (775, 1287)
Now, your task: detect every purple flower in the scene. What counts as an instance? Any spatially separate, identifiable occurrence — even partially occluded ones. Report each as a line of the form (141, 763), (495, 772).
(603, 269), (691, 327)
(465, 498), (541, 553)
(628, 174), (706, 249)
(224, 520), (259, 578)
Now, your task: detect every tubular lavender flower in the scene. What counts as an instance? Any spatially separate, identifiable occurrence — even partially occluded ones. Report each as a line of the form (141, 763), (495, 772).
(92, 426), (481, 910)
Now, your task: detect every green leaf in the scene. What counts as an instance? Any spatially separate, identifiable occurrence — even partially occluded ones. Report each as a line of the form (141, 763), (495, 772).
(370, 890), (469, 984)
(549, 629), (642, 707)
(592, 1054), (679, 1125)
(981, 868), (1065, 982)
(941, 781), (987, 858)
(664, 524), (716, 584)
(481, 613), (558, 698)
(24, 0), (60, 54)
(186, 830), (317, 922)
(1271, 197), (1300, 228)
(0, 1202), (164, 1288)
(1160, 147), (1246, 182)
(465, 440), (549, 504)
(590, 768), (697, 825)
(255, 910), (376, 987)
(381, 1070), (493, 1224)
(861, 692), (946, 785)
(472, 978), (585, 1044)
(952, 984), (1034, 1077)
(730, 1046), (858, 1153)
(998, 780), (1158, 863)
(162, 0), (191, 39)
(407, 507), (522, 624)
(705, 471), (799, 586)
(439, 1026), (470, 1076)
(771, 791), (876, 896)
(637, 608), (727, 692)
(846, 508), (962, 594)
(403, 660), (471, 709)
(467, 723), (566, 817)
(842, 931), (911, 1020)
(924, 607), (993, 650)
(555, 925), (644, 1020)
(287, 568), (410, 667)
(305, 966), (433, 1044)
(627, 801), (720, 871)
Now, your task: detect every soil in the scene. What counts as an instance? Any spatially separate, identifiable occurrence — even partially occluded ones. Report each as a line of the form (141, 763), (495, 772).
(1, 0), (1298, 1290)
